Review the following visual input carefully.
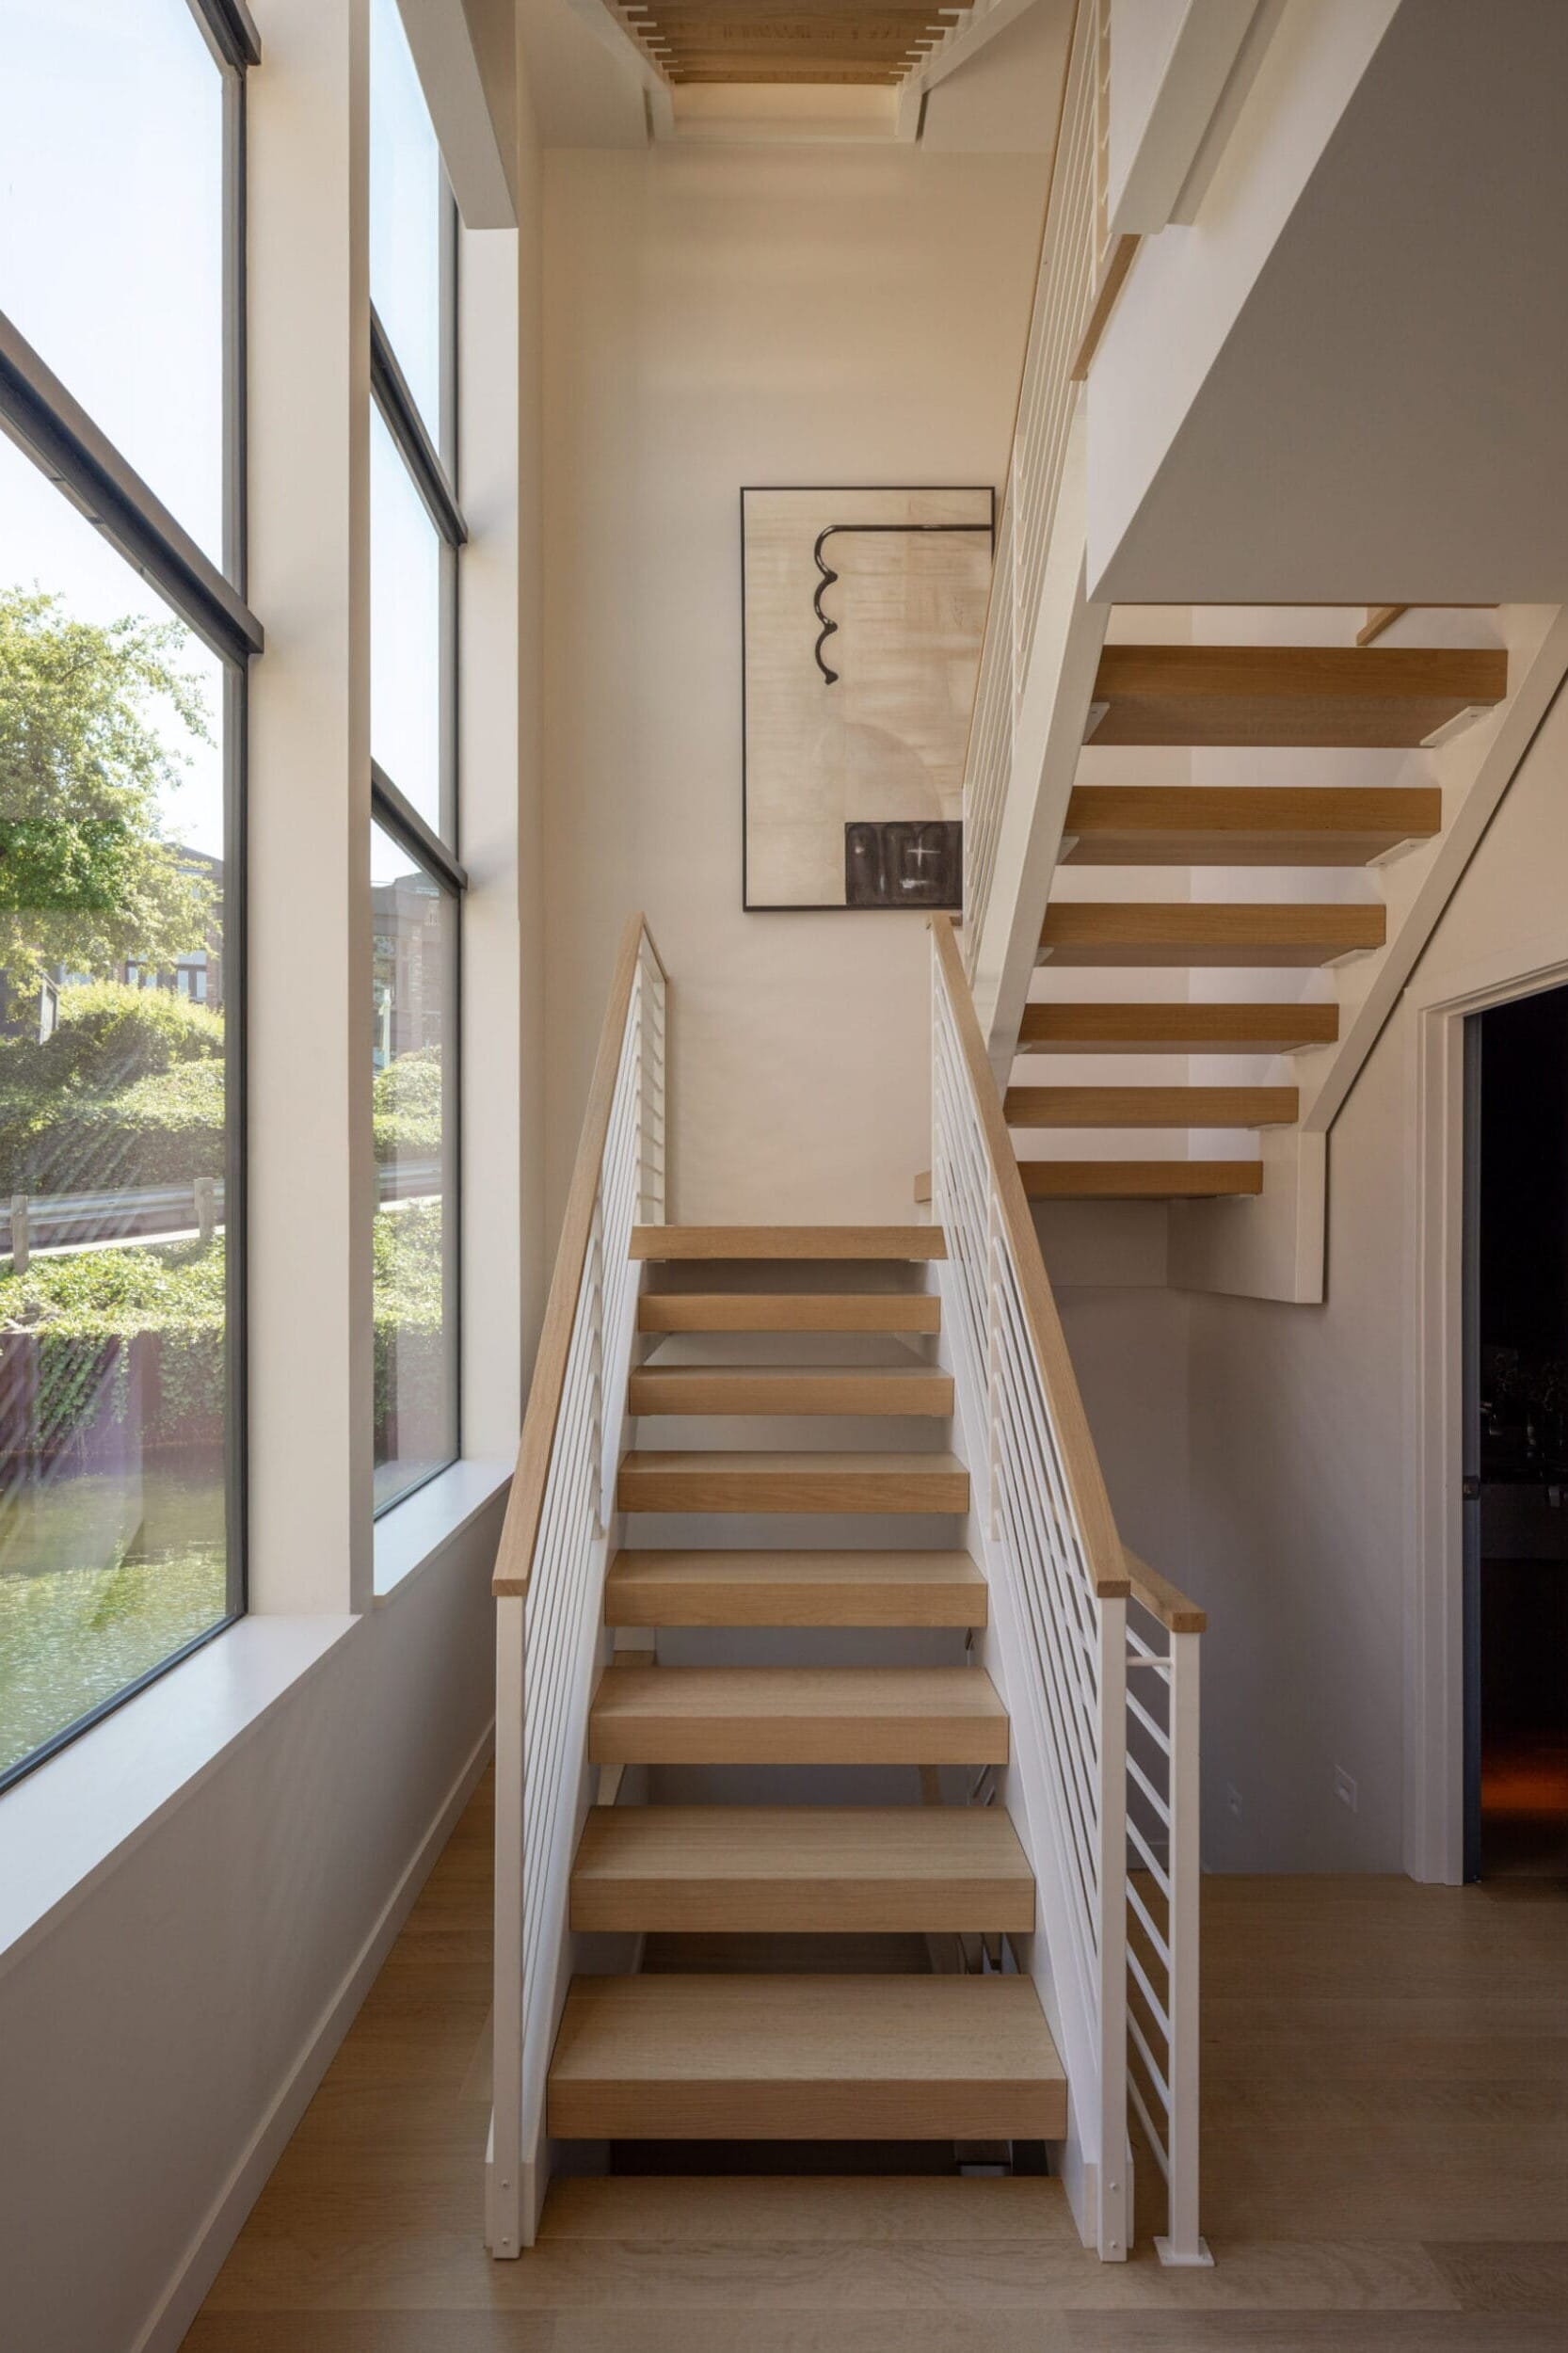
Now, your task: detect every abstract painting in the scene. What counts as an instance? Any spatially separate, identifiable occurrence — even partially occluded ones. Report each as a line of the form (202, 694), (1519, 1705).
(741, 486), (994, 909)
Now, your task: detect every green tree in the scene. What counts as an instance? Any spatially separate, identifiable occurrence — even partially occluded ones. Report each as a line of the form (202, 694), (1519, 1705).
(0, 587), (214, 992)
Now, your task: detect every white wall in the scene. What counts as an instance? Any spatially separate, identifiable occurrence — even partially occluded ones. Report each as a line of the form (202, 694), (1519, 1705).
(539, 143), (1048, 1225)
(1183, 677), (1568, 1872)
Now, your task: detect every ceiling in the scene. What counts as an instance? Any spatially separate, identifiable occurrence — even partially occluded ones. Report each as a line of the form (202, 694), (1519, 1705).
(520, 0), (1070, 148)
(616, 1), (976, 87)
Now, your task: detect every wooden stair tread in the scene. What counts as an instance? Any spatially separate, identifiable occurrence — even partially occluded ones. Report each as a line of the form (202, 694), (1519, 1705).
(588, 1665), (1009, 1765)
(1019, 1159), (1263, 1199)
(1061, 782), (1441, 864)
(1038, 901), (1385, 967)
(618, 1449), (970, 1514)
(632, 1225), (945, 1261)
(640, 1292), (941, 1334)
(1089, 643), (1506, 747)
(547, 1973), (1065, 2140)
(605, 1547), (987, 1626)
(570, 1805), (1034, 1933)
(539, 2172), (1077, 2243)
(629, 1365), (953, 1417)
(1005, 1084), (1297, 1128)
(1018, 1000), (1339, 1052)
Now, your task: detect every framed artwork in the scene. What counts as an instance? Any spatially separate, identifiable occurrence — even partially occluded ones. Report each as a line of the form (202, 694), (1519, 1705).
(741, 485), (995, 910)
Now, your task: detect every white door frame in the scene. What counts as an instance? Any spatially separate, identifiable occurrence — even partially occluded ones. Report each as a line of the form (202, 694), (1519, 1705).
(1407, 930), (1568, 1881)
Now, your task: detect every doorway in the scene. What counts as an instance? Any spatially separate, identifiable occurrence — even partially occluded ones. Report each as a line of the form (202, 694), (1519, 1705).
(1464, 982), (1568, 1878)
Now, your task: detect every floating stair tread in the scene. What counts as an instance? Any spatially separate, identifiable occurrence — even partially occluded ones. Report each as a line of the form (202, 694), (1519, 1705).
(605, 1547), (987, 1626)
(1089, 643), (1507, 747)
(570, 1805), (1034, 1933)
(640, 1292), (941, 1334)
(540, 2172), (1077, 2244)
(629, 1365), (953, 1417)
(547, 1973), (1065, 2140)
(587, 1665), (1009, 1765)
(1018, 1000), (1339, 1053)
(632, 1225), (946, 1261)
(618, 1449), (970, 1514)
(1038, 901), (1385, 967)
(1005, 1084), (1298, 1128)
(1061, 783), (1442, 864)
(1020, 1160), (1262, 1199)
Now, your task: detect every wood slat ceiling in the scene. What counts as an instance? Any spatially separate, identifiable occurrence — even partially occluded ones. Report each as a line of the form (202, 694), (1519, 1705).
(621, 0), (975, 85)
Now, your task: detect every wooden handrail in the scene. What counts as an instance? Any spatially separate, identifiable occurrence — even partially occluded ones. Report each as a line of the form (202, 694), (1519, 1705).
(1123, 1546), (1206, 1636)
(931, 913), (1129, 1602)
(491, 913), (659, 1598)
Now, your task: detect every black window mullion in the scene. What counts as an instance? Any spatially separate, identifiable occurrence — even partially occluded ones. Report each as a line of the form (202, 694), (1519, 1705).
(371, 305), (466, 551)
(186, 0), (262, 72)
(373, 761), (469, 898)
(0, 312), (263, 668)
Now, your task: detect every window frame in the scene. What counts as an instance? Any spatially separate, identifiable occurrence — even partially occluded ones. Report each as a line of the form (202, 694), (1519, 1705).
(369, 149), (466, 1520)
(0, 0), (259, 1796)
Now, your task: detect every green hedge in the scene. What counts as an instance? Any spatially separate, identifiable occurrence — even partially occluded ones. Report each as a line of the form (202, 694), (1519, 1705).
(0, 980), (226, 1193)
(1, 1205), (445, 1451)
(0, 982), (441, 1194)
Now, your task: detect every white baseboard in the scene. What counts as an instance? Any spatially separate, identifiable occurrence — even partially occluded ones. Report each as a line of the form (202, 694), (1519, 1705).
(133, 1717), (496, 2353)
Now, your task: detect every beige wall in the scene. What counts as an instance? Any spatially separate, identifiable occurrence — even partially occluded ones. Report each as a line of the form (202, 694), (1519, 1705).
(539, 143), (1048, 1225)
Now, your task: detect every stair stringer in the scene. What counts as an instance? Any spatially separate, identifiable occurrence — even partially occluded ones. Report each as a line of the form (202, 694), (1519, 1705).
(969, 411), (1112, 1077)
(930, 1259), (1120, 2257)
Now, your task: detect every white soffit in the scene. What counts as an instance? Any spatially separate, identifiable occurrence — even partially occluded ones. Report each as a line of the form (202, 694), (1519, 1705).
(920, 0), (1073, 152)
(1090, 0), (1568, 601)
(400, 0), (520, 225)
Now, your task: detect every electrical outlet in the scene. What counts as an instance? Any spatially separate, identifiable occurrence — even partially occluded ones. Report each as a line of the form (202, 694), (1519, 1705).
(1226, 1783), (1242, 1818)
(1335, 1766), (1358, 1813)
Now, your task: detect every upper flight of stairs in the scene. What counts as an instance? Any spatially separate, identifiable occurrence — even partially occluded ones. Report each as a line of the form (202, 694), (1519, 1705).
(545, 1225), (1068, 2171)
(1013, 634), (1507, 1202)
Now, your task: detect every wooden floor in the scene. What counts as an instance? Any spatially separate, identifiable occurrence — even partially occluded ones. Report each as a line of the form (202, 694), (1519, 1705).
(183, 1771), (1568, 2351)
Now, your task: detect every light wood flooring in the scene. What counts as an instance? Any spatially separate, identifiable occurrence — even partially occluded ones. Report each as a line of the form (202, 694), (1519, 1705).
(183, 1771), (1568, 2351)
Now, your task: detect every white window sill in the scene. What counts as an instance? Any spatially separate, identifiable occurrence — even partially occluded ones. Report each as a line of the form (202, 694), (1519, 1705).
(0, 1614), (356, 1981)
(373, 1456), (513, 1603)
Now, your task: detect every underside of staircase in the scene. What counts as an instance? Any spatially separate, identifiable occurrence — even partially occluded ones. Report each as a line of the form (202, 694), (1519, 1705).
(1012, 634), (1508, 1201)
(544, 1225), (1070, 2189)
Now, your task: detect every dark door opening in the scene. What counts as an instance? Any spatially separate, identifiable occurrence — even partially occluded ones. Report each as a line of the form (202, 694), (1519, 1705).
(1465, 983), (1568, 1879)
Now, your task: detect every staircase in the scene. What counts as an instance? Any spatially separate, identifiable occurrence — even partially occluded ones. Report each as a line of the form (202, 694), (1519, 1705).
(1010, 635), (1508, 1202)
(548, 1224), (1069, 2161)
(490, 914), (1207, 2269)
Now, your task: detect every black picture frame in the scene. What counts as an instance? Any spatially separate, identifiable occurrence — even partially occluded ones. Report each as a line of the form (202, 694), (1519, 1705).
(739, 483), (997, 913)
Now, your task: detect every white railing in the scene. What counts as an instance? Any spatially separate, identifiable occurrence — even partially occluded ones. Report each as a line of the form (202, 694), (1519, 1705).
(1124, 1561), (1210, 2266)
(488, 914), (664, 2257)
(964, 0), (1108, 980)
(931, 915), (1206, 2264)
(932, 912), (1128, 2259)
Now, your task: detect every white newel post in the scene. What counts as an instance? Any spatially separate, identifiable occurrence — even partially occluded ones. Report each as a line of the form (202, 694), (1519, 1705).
(1096, 1592), (1129, 2261)
(488, 1593), (526, 2257)
(1157, 1628), (1211, 2265)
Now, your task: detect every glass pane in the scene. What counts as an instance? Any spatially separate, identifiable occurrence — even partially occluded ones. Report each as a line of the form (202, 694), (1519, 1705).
(0, 0), (226, 564)
(371, 408), (442, 833)
(0, 427), (232, 1783)
(371, 822), (456, 1512)
(371, 0), (443, 443)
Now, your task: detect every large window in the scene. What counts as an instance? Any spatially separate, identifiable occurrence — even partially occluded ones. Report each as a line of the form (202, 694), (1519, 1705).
(0, 0), (259, 1788)
(369, 0), (466, 1513)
